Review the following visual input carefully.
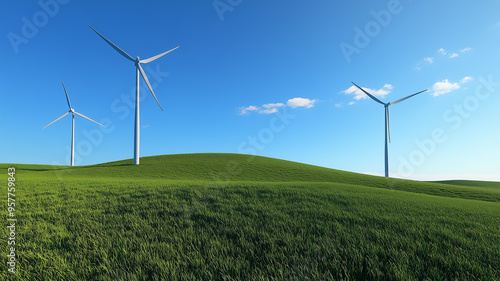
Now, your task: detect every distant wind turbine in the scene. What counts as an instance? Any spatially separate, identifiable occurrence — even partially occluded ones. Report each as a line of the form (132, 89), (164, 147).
(351, 81), (428, 177)
(89, 26), (179, 165)
(43, 82), (104, 166)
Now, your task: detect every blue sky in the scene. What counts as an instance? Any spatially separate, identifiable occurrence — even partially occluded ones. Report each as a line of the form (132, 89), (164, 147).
(1, 0), (499, 181)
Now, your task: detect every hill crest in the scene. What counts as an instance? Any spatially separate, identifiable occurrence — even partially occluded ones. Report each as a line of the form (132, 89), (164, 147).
(2, 153), (499, 202)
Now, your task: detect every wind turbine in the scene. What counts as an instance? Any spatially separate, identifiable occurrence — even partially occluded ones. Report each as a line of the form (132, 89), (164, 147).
(89, 26), (179, 165)
(43, 82), (104, 166)
(351, 82), (427, 177)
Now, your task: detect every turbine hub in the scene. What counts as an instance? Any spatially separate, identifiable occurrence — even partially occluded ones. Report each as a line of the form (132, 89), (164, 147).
(70, 108), (75, 113)
(135, 56), (140, 65)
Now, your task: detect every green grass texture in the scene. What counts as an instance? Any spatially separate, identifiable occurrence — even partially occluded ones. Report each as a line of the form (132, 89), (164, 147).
(1, 153), (499, 280)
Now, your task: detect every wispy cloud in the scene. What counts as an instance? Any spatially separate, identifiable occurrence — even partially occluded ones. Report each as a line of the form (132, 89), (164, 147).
(262, 103), (285, 108)
(439, 47), (472, 58)
(258, 103), (285, 114)
(431, 76), (472, 97)
(416, 47), (471, 70)
(460, 47), (472, 53)
(342, 84), (392, 101)
(348, 101), (355, 105)
(460, 76), (473, 84)
(335, 103), (343, 108)
(415, 57), (434, 70)
(258, 108), (278, 114)
(239, 98), (316, 115)
(238, 105), (259, 115)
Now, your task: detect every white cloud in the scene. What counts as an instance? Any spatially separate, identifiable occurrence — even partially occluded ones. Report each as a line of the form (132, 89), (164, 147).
(286, 97), (317, 108)
(460, 47), (472, 53)
(258, 103), (285, 114)
(417, 47), (471, 71)
(239, 99), (316, 115)
(342, 84), (392, 100)
(258, 108), (278, 114)
(238, 105), (259, 115)
(460, 76), (473, 84)
(262, 103), (285, 109)
(335, 103), (343, 108)
(415, 57), (434, 71)
(348, 101), (355, 105)
(431, 79), (460, 96)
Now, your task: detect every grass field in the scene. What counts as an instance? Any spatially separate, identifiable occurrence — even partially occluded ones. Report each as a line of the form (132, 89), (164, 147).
(1, 153), (499, 280)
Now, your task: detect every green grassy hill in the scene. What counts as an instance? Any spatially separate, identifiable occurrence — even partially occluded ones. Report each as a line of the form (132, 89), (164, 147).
(1, 154), (499, 280)
(435, 179), (500, 189)
(6, 153), (499, 202)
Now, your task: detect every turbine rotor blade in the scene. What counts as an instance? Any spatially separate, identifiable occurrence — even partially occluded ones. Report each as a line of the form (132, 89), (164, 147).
(351, 81), (385, 105)
(140, 46), (179, 64)
(89, 26), (135, 62)
(74, 112), (105, 127)
(62, 82), (72, 109)
(386, 107), (391, 143)
(43, 112), (69, 129)
(138, 63), (164, 111)
(391, 89), (428, 105)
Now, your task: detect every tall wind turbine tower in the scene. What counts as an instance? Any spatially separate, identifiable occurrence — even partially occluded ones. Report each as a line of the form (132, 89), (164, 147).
(351, 82), (427, 177)
(43, 82), (104, 166)
(90, 26), (179, 165)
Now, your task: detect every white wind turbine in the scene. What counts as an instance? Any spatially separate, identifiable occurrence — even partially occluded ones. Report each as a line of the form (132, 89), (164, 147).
(89, 26), (179, 165)
(43, 82), (104, 166)
(351, 82), (427, 177)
